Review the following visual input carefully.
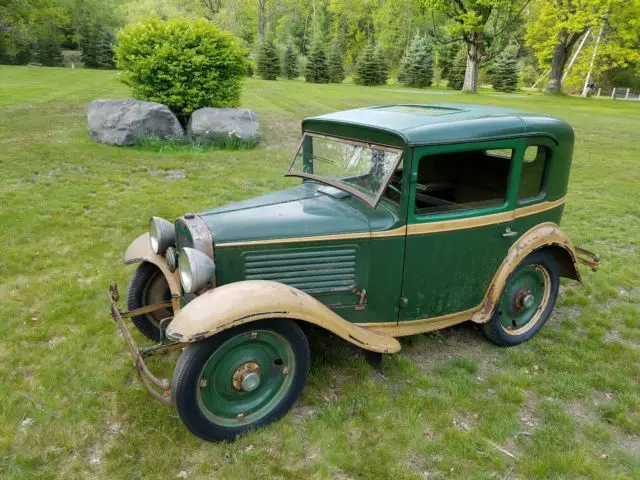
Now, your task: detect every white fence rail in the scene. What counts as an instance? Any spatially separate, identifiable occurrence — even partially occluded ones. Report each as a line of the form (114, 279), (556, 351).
(595, 88), (640, 101)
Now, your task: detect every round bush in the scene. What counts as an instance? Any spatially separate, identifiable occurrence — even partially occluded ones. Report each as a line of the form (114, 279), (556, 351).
(115, 18), (248, 123)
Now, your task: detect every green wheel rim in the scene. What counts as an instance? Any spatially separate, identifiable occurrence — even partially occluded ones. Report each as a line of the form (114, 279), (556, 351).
(498, 264), (551, 335)
(196, 329), (295, 427)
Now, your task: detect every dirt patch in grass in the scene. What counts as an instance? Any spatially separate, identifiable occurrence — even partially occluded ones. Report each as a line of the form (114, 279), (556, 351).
(401, 322), (501, 375)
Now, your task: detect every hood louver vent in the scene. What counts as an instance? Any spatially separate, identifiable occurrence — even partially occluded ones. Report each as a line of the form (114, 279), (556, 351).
(244, 248), (357, 295)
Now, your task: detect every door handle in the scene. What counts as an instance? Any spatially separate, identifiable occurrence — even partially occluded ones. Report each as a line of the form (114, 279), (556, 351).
(502, 227), (518, 238)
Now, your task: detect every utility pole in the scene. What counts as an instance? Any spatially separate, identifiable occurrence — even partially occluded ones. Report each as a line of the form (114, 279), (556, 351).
(581, 24), (604, 98)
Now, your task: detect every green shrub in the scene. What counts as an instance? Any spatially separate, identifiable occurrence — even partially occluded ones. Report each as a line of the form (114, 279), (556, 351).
(354, 44), (387, 86)
(257, 38), (280, 80)
(115, 17), (248, 124)
(398, 35), (434, 88)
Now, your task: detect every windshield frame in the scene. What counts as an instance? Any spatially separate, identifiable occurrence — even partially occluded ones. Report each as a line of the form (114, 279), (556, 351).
(284, 132), (404, 208)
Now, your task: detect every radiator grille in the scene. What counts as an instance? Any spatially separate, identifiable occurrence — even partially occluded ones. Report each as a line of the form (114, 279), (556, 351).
(244, 248), (357, 294)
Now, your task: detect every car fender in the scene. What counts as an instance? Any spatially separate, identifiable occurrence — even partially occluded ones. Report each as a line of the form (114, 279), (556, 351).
(165, 280), (401, 354)
(124, 233), (182, 298)
(471, 222), (581, 324)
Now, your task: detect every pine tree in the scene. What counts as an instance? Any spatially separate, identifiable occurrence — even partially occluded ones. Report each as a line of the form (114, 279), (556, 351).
(305, 40), (329, 83)
(398, 35), (434, 88)
(37, 24), (63, 67)
(437, 41), (460, 82)
(354, 44), (388, 86)
(447, 47), (467, 90)
(257, 38), (280, 80)
(96, 28), (116, 69)
(327, 40), (345, 83)
(281, 41), (298, 79)
(491, 44), (520, 93)
(80, 22), (100, 68)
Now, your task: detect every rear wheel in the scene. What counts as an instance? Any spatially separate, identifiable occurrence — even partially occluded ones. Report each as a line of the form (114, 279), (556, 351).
(127, 263), (173, 341)
(482, 251), (559, 347)
(172, 319), (310, 442)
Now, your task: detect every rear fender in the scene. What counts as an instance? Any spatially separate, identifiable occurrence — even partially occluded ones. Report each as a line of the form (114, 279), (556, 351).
(165, 280), (401, 354)
(471, 222), (581, 324)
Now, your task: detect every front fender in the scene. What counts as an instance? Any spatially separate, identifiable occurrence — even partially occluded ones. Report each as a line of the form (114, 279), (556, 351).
(471, 222), (581, 323)
(165, 280), (401, 354)
(124, 233), (181, 298)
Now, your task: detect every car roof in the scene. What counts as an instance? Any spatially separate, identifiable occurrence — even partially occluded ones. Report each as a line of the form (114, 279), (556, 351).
(302, 104), (574, 147)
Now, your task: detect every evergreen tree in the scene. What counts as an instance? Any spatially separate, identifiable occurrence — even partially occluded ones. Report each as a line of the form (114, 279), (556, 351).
(398, 35), (434, 88)
(327, 40), (345, 83)
(491, 43), (520, 92)
(36, 24), (63, 67)
(257, 38), (280, 80)
(305, 40), (329, 83)
(80, 22), (100, 68)
(96, 28), (116, 69)
(447, 47), (467, 90)
(281, 41), (298, 79)
(354, 43), (387, 86)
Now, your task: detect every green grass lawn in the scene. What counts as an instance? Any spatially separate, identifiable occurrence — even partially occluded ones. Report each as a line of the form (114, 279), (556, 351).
(0, 65), (639, 479)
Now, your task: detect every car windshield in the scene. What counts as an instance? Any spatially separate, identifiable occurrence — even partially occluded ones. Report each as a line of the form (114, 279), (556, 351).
(286, 133), (403, 207)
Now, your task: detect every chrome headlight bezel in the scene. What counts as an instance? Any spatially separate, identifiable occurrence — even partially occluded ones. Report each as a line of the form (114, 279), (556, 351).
(149, 216), (176, 255)
(178, 247), (216, 294)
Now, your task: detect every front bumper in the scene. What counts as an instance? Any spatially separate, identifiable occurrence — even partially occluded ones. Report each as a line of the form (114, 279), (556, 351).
(108, 282), (182, 404)
(574, 246), (600, 272)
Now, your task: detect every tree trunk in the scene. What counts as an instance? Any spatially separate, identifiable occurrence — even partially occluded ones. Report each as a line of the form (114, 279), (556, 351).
(546, 30), (570, 93)
(258, 0), (266, 42)
(462, 37), (482, 93)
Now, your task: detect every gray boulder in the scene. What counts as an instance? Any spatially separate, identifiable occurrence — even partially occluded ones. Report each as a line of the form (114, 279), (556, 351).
(87, 99), (184, 146)
(187, 108), (259, 143)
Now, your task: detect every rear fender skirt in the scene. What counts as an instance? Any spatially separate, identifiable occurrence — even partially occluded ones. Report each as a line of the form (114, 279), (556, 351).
(471, 222), (581, 324)
(124, 233), (182, 304)
(165, 280), (401, 354)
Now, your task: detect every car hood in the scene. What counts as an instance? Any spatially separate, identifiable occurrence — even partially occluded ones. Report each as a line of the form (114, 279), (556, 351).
(197, 182), (374, 245)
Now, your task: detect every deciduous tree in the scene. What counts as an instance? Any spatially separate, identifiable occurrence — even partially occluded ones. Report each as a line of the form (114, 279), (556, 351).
(426, 0), (531, 92)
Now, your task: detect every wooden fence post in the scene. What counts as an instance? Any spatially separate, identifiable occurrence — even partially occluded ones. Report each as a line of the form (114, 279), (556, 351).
(611, 88), (616, 99)
(625, 88), (630, 99)
(597, 88), (601, 97)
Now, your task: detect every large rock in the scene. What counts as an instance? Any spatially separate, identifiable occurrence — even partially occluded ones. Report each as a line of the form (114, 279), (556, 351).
(187, 108), (260, 143)
(87, 99), (184, 146)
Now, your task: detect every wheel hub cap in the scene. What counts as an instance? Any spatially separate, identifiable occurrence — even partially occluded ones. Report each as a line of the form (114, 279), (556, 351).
(232, 362), (261, 392)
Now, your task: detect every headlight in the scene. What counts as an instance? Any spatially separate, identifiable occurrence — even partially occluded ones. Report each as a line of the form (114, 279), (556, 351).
(178, 247), (216, 293)
(149, 216), (175, 255)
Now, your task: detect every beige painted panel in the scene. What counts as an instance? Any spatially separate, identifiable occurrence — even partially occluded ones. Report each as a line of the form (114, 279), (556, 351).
(123, 233), (182, 299)
(166, 280), (401, 353)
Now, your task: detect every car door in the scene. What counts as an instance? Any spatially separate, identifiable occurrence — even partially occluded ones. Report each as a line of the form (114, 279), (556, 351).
(399, 140), (524, 322)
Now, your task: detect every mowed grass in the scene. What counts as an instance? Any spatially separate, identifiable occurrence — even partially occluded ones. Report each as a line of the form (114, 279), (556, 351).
(0, 65), (639, 479)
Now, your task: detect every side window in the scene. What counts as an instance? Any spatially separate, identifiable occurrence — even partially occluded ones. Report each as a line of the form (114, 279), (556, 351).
(519, 146), (549, 201)
(414, 148), (512, 215)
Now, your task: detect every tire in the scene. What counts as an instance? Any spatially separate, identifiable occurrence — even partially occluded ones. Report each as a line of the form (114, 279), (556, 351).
(172, 319), (310, 442)
(127, 262), (173, 341)
(482, 250), (560, 347)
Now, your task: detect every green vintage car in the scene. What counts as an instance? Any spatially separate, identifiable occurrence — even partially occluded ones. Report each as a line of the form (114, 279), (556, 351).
(108, 104), (599, 441)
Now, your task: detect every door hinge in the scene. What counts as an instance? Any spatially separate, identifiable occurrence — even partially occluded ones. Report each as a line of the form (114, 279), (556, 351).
(355, 289), (367, 311)
(399, 297), (409, 308)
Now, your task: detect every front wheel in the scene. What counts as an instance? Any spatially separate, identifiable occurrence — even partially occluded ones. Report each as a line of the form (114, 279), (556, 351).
(482, 250), (559, 347)
(172, 319), (310, 442)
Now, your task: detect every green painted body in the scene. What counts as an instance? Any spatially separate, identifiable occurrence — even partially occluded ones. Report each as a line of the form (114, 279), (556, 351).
(175, 104), (575, 325)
